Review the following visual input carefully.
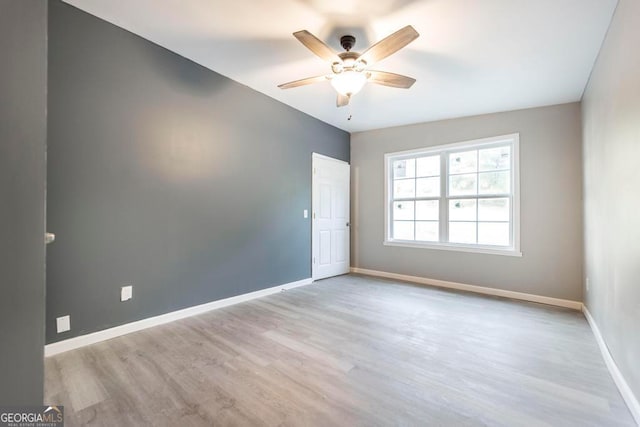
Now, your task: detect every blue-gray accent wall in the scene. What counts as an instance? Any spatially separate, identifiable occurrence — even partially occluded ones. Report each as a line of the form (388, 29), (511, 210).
(46, 0), (349, 344)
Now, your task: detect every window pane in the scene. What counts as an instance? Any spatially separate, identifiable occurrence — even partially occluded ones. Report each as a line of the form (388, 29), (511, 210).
(393, 201), (414, 221)
(416, 221), (439, 242)
(416, 177), (440, 197)
(449, 174), (477, 196)
(416, 200), (439, 221)
(478, 222), (510, 246)
(394, 179), (415, 198)
(478, 198), (510, 221)
(416, 155), (440, 177)
(393, 221), (414, 240)
(478, 171), (510, 195)
(449, 222), (476, 244)
(449, 199), (477, 221)
(449, 150), (477, 174)
(388, 138), (517, 251)
(479, 146), (511, 171)
(393, 159), (415, 179)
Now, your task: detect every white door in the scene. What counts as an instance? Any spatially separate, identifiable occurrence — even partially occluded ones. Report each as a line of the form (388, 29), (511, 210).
(312, 153), (350, 280)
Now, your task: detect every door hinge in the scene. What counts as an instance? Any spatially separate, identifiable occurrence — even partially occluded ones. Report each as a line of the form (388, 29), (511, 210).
(313, 212), (316, 219)
(313, 167), (316, 174)
(313, 257), (316, 264)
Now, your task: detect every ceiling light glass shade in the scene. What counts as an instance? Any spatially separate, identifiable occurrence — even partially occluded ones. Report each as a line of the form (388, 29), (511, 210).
(330, 71), (367, 96)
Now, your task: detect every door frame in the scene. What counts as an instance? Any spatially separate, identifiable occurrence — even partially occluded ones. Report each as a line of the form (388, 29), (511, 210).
(311, 152), (350, 281)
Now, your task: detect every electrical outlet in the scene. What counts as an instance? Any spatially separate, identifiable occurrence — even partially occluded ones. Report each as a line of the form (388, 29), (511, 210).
(121, 285), (133, 302)
(56, 315), (70, 333)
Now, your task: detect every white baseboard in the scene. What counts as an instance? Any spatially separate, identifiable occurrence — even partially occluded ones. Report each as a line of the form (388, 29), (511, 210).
(45, 278), (312, 357)
(583, 306), (640, 425)
(350, 267), (583, 310)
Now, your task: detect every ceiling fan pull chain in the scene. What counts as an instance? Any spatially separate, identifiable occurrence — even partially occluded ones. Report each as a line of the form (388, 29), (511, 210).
(347, 102), (353, 121)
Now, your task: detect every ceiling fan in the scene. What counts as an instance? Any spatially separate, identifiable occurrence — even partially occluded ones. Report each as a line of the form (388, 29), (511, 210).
(278, 25), (419, 107)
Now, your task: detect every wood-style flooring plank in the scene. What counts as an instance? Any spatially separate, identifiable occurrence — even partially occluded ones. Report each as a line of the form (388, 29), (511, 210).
(45, 274), (636, 426)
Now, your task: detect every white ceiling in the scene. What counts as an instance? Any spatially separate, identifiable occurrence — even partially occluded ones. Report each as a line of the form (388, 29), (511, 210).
(63, 0), (617, 133)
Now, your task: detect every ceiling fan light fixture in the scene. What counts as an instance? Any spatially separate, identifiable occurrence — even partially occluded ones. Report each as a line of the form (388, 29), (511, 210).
(330, 70), (367, 96)
(280, 26), (419, 107)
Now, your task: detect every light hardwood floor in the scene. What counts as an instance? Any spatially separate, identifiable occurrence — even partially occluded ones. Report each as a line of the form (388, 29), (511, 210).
(45, 274), (635, 426)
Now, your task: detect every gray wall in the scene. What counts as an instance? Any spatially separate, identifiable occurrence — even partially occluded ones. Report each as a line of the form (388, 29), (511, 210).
(351, 103), (583, 301)
(582, 0), (640, 403)
(46, 1), (349, 344)
(0, 0), (47, 405)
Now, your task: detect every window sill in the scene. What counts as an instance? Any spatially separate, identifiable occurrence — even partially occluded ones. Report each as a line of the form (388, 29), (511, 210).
(383, 240), (523, 257)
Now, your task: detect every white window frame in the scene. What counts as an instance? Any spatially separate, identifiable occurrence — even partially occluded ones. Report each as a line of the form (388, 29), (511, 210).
(384, 133), (522, 257)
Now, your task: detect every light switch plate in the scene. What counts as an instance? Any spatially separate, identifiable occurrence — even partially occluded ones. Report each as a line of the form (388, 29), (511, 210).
(303, 209), (308, 218)
(56, 315), (70, 333)
(121, 285), (133, 302)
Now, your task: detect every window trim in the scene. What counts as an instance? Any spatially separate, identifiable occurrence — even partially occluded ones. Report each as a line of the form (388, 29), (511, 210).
(384, 133), (522, 257)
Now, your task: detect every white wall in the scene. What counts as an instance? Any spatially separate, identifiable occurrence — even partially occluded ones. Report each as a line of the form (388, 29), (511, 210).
(351, 103), (583, 301)
(582, 0), (640, 404)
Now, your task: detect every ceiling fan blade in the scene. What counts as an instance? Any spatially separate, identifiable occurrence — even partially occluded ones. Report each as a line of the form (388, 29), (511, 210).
(278, 75), (328, 89)
(336, 94), (350, 108)
(358, 25), (419, 66)
(293, 30), (342, 63)
(368, 70), (416, 88)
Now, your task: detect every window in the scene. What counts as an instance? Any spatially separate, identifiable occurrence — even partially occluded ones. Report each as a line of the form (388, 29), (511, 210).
(384, 134), (521, 256)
